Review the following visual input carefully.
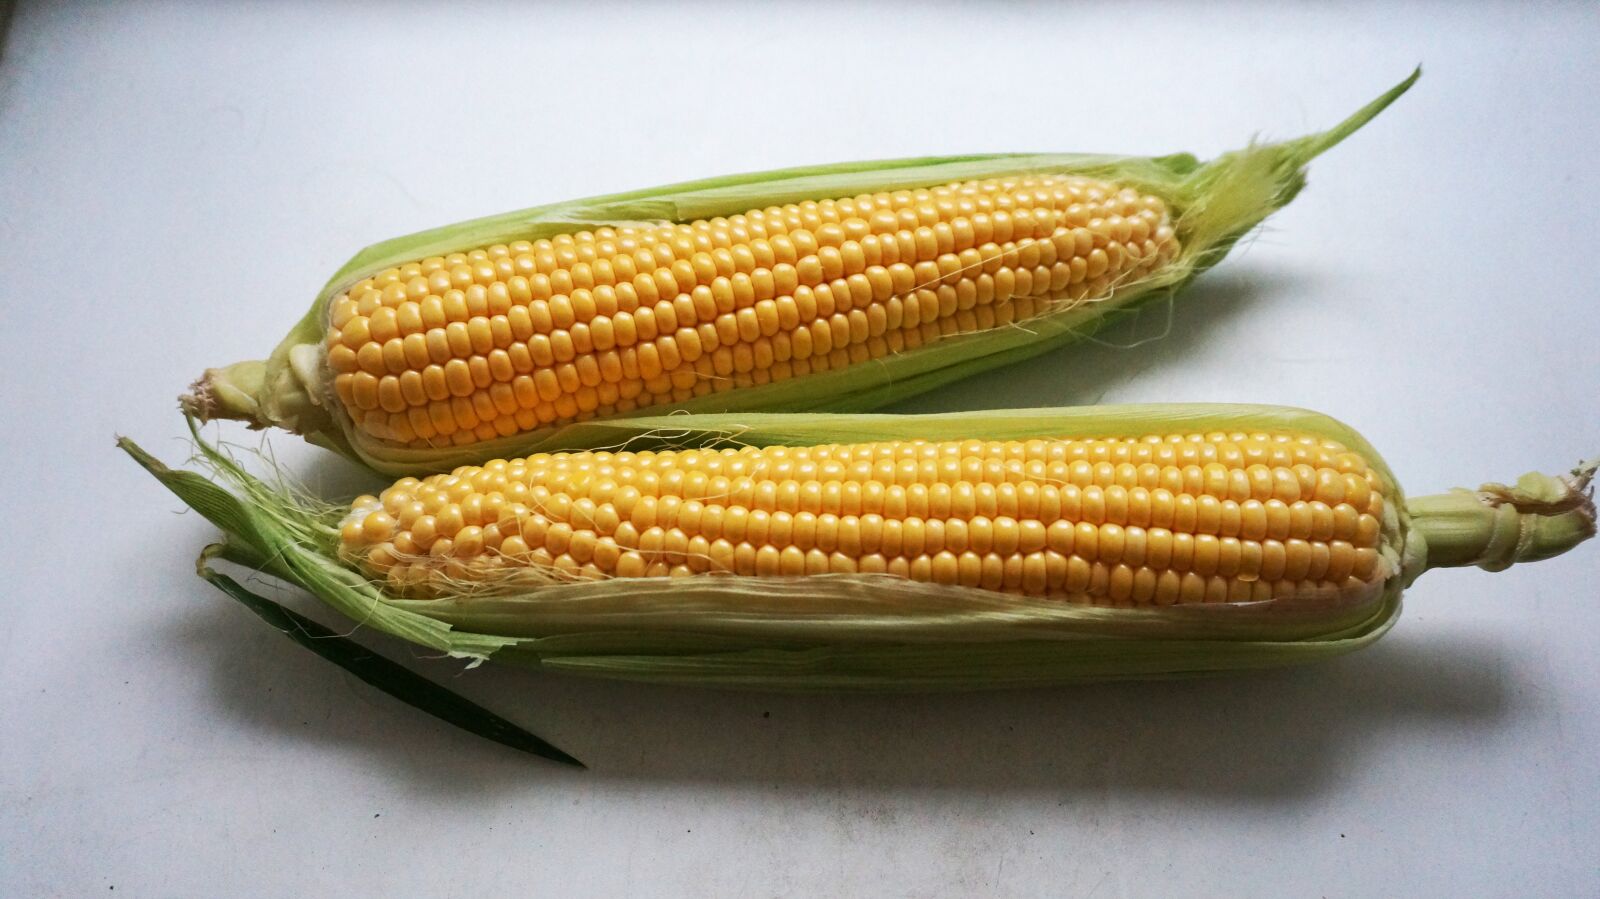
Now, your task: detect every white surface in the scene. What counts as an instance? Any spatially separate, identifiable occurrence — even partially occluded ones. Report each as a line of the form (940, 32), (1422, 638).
(3, 1), (1598, 895)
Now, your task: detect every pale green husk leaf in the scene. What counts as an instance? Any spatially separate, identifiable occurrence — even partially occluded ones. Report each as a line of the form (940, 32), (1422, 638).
(191, 72), (1419, 475)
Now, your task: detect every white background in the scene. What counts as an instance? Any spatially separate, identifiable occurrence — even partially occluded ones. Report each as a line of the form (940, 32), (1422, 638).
(3, 2), (1598, 896)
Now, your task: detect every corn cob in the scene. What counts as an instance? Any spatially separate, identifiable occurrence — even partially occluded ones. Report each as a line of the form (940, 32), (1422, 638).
(338, 430), (1393, 605)
(183, 74), (1417, 476)
(322, 175), (1178, 449)
(123, 402), (1594, 690)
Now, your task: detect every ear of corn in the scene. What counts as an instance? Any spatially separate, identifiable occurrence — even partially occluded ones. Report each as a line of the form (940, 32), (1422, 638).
(184, 73), (1417, 476)
(120, 401), (1594, 690)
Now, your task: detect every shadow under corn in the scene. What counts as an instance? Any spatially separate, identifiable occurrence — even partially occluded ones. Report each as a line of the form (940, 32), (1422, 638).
(543, 630), (1517, 800)
(160, 574), (1518, 803)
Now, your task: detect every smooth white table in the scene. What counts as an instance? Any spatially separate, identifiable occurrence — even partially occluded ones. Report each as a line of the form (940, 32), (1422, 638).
(4, 3), (1597, 895)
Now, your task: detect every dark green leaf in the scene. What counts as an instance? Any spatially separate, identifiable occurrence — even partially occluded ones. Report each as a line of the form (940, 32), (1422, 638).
(197, 556), (583, 768)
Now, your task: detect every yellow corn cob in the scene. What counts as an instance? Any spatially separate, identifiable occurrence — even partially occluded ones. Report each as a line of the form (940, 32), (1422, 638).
(327, 176), (1178, 448)
(339, 428), (1395, 604)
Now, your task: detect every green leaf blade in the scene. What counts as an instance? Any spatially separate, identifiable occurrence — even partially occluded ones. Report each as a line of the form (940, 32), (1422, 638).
(198, 558), (582, 768)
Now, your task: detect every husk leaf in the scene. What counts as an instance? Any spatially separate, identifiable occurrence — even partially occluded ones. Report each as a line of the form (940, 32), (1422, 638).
(185, 72), (1419, 475)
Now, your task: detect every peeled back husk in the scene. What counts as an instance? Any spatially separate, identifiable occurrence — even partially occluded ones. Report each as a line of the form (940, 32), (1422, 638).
(184, 73), (1418, 476)
(120, 401), (1596, 691)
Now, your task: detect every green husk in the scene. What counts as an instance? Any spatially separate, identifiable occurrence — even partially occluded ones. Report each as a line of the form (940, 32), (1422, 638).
(184, 72), (1419, 476)
(120, 400), (1594, 692)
